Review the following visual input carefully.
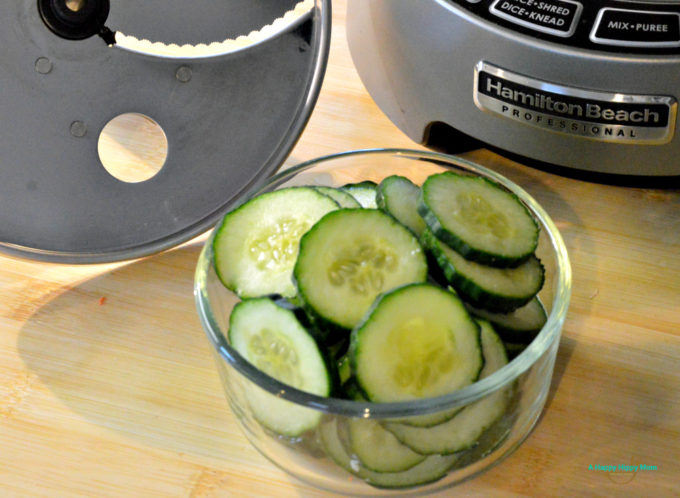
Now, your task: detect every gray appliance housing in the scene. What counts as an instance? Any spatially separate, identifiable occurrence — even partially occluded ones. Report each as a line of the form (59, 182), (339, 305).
(347, 0), (680, 176)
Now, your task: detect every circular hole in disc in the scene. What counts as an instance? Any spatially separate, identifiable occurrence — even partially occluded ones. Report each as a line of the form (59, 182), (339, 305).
(98, 113), (168, 183)
(65, 0), (86, 12)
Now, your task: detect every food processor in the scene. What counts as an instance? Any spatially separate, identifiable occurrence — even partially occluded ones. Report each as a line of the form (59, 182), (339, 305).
(347, 0), (680, 178)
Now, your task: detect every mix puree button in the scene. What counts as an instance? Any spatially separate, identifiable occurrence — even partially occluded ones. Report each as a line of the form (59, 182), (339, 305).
(591, 8), (680, 48)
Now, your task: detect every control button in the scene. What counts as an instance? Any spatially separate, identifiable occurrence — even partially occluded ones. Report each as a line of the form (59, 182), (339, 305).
(489, 0), (582, 38)
(591, 8), (680, 47)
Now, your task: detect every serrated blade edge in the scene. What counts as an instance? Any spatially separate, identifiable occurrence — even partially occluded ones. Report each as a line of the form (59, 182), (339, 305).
(114, 0), (314, 59)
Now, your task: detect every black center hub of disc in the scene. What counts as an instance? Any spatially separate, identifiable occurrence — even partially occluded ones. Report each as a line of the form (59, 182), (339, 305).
(38, 0), (110, 40)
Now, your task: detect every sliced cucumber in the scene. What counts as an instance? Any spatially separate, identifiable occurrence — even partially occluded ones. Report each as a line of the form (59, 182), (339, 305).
(214, 187), (338, 298)
(339, 378), (364, 400)
(393, 407), (462, 428)
(314, 186), (362, 208)
(467, 297), (547, 344)
(319, 417), (457, 489)
(419, 172), (538, 267)
(450, 396), (516, 470)
(351, 283), (482, 402)
(341, 181), (378, 208)
(348, 419), (426, 473)
(228, 298), (330, 436)
(337, 354), (351, 385)
(294, 209), (427, 330)
(422, 228), (544, 312)
(326, 336), (350, 362)
(271, 296), (321, 336)
(376, 175), (426, 237)
(503, 341), (527, 360)
(384, 320), (510, 455)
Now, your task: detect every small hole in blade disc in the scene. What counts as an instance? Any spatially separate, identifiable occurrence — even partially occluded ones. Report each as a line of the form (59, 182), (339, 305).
(98, 113), (168, 183)
(65, 0), (86, 12)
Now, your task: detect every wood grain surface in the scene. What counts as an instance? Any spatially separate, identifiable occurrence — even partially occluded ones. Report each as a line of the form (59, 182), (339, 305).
(1, 2), (679, 496)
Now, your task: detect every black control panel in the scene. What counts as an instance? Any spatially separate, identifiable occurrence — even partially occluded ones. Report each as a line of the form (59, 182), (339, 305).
(450, 0), (680, 54)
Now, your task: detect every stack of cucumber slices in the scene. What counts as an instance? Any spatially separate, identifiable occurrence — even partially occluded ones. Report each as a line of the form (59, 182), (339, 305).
(213, 172), (547, 489)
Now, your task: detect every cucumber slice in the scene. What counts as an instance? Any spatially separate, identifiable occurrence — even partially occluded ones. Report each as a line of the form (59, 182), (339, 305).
(467, 297), (547, 344)
(393, 407), (462, 428)
(419, 172), (538, 267)
(348, 419), (426, 473)
(319, 417), (457, 489)
(271, 296), (322, 336)
(503, 341), (527, 360)
(376, 175), (426, 237)
(341, 181), (378, 208)
(339, 378), (364, 400)
(337, 354), (351, 385)
(384, 320), (510, 455)
(314, 186), (362, 208)
(214, 187), (338, 298)
(294, 209), (427, 329)
(326, 336), (350, 361)
(228, 298), (331, 436)
(351, 283), (483, 402)
(422, 228), (544, 312)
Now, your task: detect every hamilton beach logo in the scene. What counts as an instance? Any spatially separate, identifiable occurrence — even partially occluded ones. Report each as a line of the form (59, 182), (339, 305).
(474, 62), (676, 144)
(484, 77), (662, 126)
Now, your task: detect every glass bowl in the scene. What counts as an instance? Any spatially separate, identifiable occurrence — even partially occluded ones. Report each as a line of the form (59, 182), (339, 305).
(194, 149), (571, 495)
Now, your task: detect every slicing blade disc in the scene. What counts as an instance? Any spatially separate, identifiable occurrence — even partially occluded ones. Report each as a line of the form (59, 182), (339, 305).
(109, 0), (303, 45)
(0, 0), (329, 263)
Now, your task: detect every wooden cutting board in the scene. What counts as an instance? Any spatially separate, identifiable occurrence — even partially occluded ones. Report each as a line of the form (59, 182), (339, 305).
(1, 1), (678, 496)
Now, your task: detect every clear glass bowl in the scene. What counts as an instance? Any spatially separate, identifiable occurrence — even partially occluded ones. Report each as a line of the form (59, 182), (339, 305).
(194, 149), (571, 495)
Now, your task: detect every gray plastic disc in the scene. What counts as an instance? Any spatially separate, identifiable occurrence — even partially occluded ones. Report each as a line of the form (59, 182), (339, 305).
(0, 0), (329, 263)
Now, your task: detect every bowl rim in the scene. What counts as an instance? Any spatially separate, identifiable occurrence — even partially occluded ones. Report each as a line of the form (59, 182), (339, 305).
(194, 148), (572, 418)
